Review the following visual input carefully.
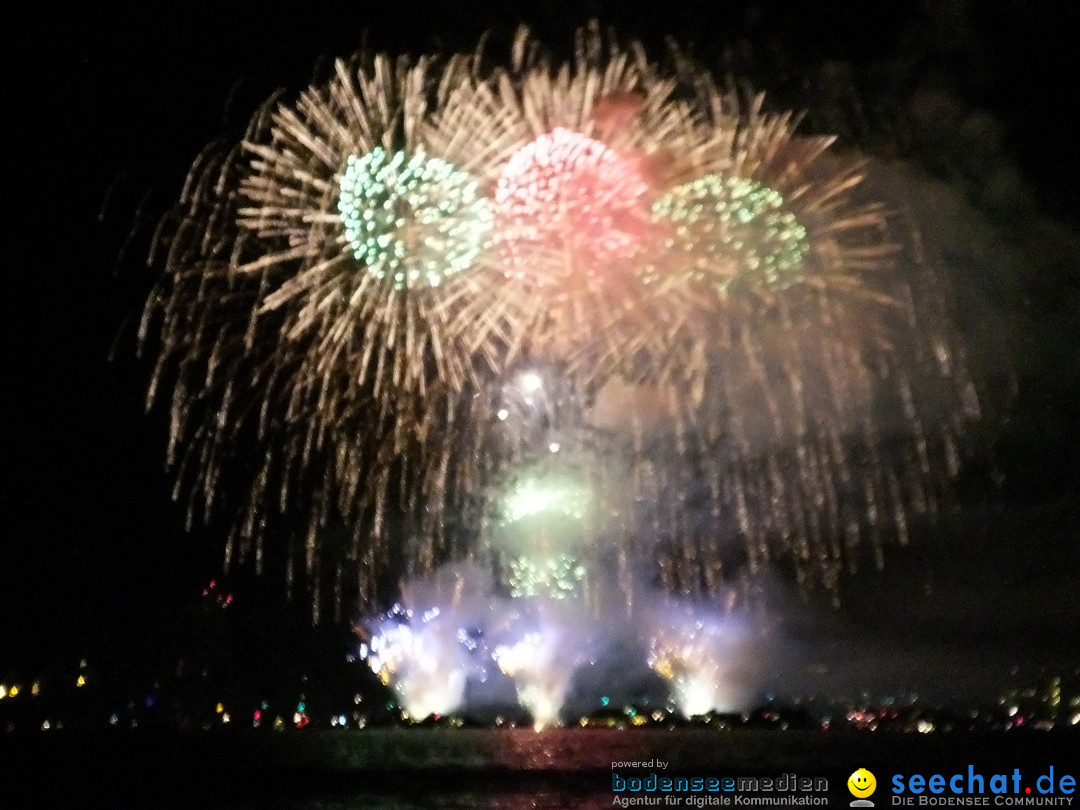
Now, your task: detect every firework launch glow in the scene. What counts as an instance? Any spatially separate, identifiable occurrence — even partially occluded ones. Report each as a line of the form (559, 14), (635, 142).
(356, 564), (765, 727)
(361, 604), (475, 720)
(646, 608), (757, 717)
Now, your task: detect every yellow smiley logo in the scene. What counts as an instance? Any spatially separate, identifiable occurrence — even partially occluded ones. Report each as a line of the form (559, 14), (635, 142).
(848, 768), (877, 798)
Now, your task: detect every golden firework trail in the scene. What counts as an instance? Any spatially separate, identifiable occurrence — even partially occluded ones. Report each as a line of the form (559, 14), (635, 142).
(142, 26), (983, 619)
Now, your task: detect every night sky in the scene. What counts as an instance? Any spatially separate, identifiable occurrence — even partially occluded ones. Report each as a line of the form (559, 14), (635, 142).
(5, 1), (1079, 694)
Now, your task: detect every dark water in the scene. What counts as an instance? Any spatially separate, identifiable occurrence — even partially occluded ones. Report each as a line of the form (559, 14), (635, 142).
(6, 729), (1078, 808)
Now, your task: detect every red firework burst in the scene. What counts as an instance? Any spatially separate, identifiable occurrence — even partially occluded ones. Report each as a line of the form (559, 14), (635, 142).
(494, 128), (651, 281)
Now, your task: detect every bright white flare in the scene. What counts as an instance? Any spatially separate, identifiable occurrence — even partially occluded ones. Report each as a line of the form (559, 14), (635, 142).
(493, 629), (575, 729)
(647, 611), (755, 717)
(364, 607), (472, 719)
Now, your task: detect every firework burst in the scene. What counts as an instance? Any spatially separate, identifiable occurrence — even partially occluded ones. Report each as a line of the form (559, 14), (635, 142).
(143, 25), (984, 618)
(142, 52), (516, 617)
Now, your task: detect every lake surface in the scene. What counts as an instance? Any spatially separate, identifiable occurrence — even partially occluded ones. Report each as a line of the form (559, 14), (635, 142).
(6, 728), (1077, 808)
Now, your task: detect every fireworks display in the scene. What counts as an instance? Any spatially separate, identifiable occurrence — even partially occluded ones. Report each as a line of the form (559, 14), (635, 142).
(494, 127), (650, 275)
(361, 604), (474, 720)
(651, 174), (809, 292)
(646, 609), (756, 717)
(506, 555), (586, 600)
(144, 25), (986, 634)
(492, 628), (577, 730)
(355, 563), (761, 726)
(501, 472), (590, 525)
(337, 148), (492, 290)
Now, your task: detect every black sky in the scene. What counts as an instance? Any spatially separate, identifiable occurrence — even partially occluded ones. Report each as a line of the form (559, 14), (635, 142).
(4, 1), (1079, 684)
